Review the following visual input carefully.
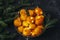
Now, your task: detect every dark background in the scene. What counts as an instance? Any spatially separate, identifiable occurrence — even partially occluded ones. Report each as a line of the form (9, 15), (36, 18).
(0, 0), (60, 40)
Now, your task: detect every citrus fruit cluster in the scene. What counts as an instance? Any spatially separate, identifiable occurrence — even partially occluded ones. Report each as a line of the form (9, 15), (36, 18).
(13, 7), (44, 37)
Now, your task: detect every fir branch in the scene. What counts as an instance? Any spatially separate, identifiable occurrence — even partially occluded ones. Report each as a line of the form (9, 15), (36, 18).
(4, 18), (14, 22)
(0, 21), (7, 27)
(45, 19), (58, 29)
(4, 15), (18, 22)
(0, 33), (17, 38)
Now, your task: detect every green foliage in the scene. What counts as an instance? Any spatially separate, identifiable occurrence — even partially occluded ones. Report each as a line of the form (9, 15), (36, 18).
(0, 33), (17, 40)
(43, 13), (58, 30)
(0, 21), (7, 27)
(45, 19), (58, 29)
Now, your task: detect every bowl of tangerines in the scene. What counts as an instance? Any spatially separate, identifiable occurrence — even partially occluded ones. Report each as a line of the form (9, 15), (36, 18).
(13, 6), (57, 40)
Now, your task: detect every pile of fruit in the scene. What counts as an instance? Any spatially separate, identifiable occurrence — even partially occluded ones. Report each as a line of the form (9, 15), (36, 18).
(13, 7), (44, 37)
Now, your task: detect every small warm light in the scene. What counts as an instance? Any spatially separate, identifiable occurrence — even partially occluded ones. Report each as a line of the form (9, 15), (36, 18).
(36, 10), (38, 12)
(32, 20), (34, 23)
(31, 17), (34, 19)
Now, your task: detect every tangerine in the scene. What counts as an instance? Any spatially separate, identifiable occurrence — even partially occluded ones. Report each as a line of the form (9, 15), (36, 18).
(35, 15), (44, 25)
(29, 24), (36, 29)
(31, 26), (42, 37)
(14, 17), (21, 27)
(18, 26), (24, 33)
(19, 9), (27, 15)
(35, 7), (43, 15)
(27, 16), (35, 24)
(28, 10), (36, 16)
(23, 28), (31, 36)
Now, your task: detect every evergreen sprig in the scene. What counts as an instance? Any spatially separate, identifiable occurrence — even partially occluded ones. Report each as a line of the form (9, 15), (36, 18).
(43, 13), (58, 30)
(45, 19), (58, 29)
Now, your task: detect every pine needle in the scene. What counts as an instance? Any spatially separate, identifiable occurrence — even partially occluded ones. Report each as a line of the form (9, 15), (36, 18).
(45, 19), (58, 29)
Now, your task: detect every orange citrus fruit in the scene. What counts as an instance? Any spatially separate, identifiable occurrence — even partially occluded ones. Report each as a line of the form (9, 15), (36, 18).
(37, 25), (44, 29)
(23, 21), (29, 27)
(23, 28), (31, 36)
(27, 16), (35, 24)
(35, 7), (43, 15)
(35, 15), (44, 25)
(28, 10), (36, 16)
(19, 9), (27, 15)
(29, 24), (36, 29)
(20, 15), (27, 21)
(14, 17), (21, 27)
(31, 26), (43, 37)
(18, 26), (24, 33)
